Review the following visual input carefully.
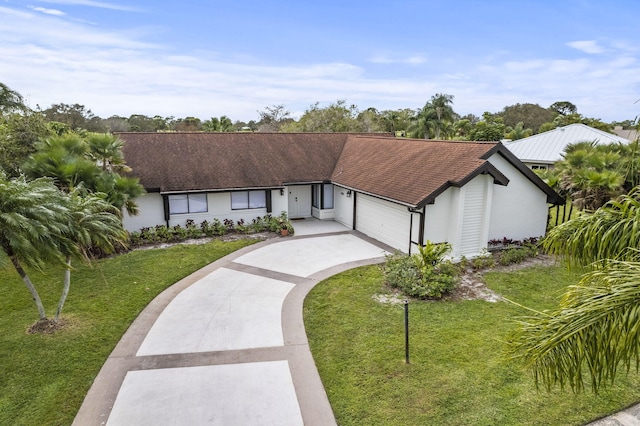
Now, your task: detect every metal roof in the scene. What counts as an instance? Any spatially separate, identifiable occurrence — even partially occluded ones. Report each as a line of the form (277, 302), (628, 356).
(504, 123), (630, 164)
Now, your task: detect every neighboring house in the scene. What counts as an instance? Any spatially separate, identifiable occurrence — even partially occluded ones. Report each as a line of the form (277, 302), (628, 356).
(505, 123), (630, 170)
(119, 132), (562, 259)
(612, 126), (638, 142)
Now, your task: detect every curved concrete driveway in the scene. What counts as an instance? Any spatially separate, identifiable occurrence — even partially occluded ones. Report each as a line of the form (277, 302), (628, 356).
(73, 223), (390, 425)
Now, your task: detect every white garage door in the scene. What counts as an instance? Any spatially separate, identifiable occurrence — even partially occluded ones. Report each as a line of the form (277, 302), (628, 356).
(356, 194), (411, 252)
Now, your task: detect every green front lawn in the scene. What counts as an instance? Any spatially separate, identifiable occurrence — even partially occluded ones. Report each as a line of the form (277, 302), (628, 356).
(304, 265), (640, 426)
(0, 239), (258, 426)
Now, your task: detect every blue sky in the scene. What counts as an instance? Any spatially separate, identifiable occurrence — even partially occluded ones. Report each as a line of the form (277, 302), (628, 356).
(2, 0), (640, 123)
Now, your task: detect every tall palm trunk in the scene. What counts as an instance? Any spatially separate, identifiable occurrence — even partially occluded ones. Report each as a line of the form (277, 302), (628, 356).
(435, 110), (442, 139)
(54, 257), (72, 322)
(10, 256), (47, 320)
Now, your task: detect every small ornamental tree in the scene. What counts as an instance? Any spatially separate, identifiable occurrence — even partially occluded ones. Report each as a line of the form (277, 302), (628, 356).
(55, 189), (127, 322)
(0, 176), (71, 320)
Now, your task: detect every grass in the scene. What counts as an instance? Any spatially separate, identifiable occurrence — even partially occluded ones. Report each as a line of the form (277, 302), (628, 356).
(0, 238), (258, 426)
(304, 264), (640, 426)
(548, 201), (579, 228)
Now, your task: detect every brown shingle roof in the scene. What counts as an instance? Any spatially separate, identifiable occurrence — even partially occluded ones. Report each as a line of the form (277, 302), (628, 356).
(119, 132), (562, 205)
(333, 136), (507, 207)
(119, 132), (352, 192)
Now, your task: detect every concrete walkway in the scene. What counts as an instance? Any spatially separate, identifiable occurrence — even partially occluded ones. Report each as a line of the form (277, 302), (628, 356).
(587, 405), (640, 425)
(73, 220), (390, 425)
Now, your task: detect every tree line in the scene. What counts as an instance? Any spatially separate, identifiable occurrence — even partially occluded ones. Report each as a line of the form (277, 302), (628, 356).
(1, 83), (634, 142)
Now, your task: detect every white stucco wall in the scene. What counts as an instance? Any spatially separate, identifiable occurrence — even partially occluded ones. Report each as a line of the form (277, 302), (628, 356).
(123, 189), (286, 232)
(487, 153), (549, 241)
(122, 193), (165, 232)
(423, 186), (457, 245)
(312, 207), (336, 220)
(423, 175), (494, 259)
(167, 191), (271, 228)
(271, 189), (289, 217)
(333, 185), (354, 229)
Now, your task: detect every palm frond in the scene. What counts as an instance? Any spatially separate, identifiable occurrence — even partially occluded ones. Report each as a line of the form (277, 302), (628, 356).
(544, 187), (640, 267)
(509, 260), (640, 393)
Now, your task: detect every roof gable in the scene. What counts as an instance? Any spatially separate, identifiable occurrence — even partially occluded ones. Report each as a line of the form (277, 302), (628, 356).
(332, 136), (507, 207)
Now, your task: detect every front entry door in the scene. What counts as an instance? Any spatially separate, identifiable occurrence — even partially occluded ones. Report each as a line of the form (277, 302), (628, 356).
(287, 185), (311, 218)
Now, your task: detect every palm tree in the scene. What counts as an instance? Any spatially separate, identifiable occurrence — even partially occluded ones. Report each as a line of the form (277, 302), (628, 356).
(452, 119), (472, 140)
(410, 94), (455, 139)
(555, 142), (626, 211)
(0, 82), (25, 114)
(380, 110), (400, 133)
(409, 106), (435, 139)
(86, 132), (128, 172)
(23, 133), (98, 192)
(0, 176), (72, 320)
(505, 122), (533, 140)
(618, 139), (640, 192)
(509, 187), (640, 393)
(94, 172), (144, 216)
(429, 93), (455, 139)
(24, 132), (144, 215)
(544, 188), (640, 265)
(203, 116), (235, 132)
(55, 189), (127, 321)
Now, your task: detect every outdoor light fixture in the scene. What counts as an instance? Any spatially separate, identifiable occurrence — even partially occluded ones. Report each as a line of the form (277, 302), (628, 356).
(280, 189), (285, 196)
(346, 190), (352, 197)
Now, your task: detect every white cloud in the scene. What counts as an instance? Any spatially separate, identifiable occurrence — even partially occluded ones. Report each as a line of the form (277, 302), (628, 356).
(37, 0), (141, 12)
(566, 40), (604, 54)
(29, 6), (66, 16)
(0, 7), (158, 49)
(2, 5), (640, 123)
(368, 54), (427, 65)
(405, 55), (427, 65)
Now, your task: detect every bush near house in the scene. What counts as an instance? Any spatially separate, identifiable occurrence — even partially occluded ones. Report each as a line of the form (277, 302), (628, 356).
(487, 237), (541, 266)
(383, 241), (458, 299)
(128, 212), (293, 247)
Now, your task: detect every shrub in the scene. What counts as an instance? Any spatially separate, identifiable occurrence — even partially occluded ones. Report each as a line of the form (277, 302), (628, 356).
(234, 219), (249, 234)
(211, 218), (227, 235)
(129, 231), (143, 247)
(471, 250), (496, 270)
(172, 224), (188, 241)
(251, 216), (268, 232)
(383, 241), (458, 299)
(200, 220), (215, 237)
(185, 219), (201, 238)
(267, 212), (294, 234)
(139, 227), (157, 243)
(154, 225), (172, 243)
(413, 241), (452, 269)
(498, 244), (538, 266)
